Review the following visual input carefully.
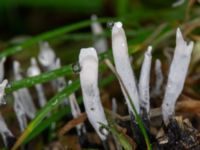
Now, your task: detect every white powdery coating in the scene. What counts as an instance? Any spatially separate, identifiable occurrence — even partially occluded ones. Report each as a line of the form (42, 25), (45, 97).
(151, 59), (164, 97)
(139, 46), (152, 115)
(38, 42), (56, 67)
(0, 113), (14, 146)
(27, 58), (47, 108)
(68, 80), (86, 135)
(91, 15), (108, 53)
(0, 57), (6, 82)
(112, 22), (140, 114)
(0, 80), (8, 105)
(162, 28), (194, 125)
(79, 47), (108, 140)
(13, 91), (27, 132)
(13, 61), (36, 119)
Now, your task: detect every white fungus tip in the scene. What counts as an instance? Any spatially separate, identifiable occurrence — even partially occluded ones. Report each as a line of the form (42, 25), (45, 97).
(31, 57), (37, 66)
(68, 80), (72, 85)
(112, 22), (124, 34)
(146, 46), (152, 55)
(114, 22), (123, 28)
(91, 14), (97, 20)
(155, 59), (161, 66)
(79, 47), (98, 63)
(176, 28), (184, 42)
(188, 41), (194, 50)
(13, 61), (20, 74)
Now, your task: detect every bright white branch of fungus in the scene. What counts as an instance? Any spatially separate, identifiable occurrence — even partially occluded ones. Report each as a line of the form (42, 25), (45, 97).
(13, 61), (36, 119)
(0, 57), (6, 82)
(79, 47), (108, 141)
(50, 58), (69, 105)
(13, 92), (27, 132)
(91, 15), (108, 53)
(162, 28), (194, 125)
(0, 113), (14, 147)
(112, 98), (117, 115)
(139, 46), (152, 116)
(27, 58), (47, 108)
(38, 42), (56, 68)
(52, 58), (67, 91)
(151, 59), (164, 97)
(68, 80), (86, 135)
(112, 22), (140, 114)
(0, 80), (8, 105)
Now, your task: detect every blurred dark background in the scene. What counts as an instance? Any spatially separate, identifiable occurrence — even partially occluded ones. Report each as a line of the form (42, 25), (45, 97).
(0, 0), (175, 39)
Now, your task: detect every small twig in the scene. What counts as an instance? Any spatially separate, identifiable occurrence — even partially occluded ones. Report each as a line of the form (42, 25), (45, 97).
(58, 113), (87, 137)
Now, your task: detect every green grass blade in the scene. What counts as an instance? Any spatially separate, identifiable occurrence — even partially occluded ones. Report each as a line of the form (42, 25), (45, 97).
(5, 65), (73, 94)
(0, 18), (111, 59)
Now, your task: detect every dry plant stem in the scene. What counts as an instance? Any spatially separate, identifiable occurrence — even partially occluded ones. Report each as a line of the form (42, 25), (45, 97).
(139, 23), (167, 50)
(177, 95), (200, 116)
(58, 113), (87, 137)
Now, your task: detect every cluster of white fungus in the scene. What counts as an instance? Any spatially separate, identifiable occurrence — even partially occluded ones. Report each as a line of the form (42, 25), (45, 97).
(0, 17), (194, 148)
(110, 22), (193, 125)
(13, 61), (36, 119)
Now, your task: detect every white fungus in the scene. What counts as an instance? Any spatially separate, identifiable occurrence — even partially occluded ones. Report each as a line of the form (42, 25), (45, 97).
(112, 22), (140, 114)
(0, 80), (8, 105)
(0, 57), (6, 82)
(13, 61), (36, 119)
(27, 58), (47, 108)
(68, 80), (86, 136)
(138, 46), (152, 115)
(50, 58), (69, 105)
(162, 28), (194, 125)
(13, 92), (27, 132)
(91, 15), (108, 53)
(38, 42), (56, 68)
(0, 113), (14, 147)
(151, 59), (164, 97)
(172, 0), (185, 7)
(79, 47), (108, 141)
